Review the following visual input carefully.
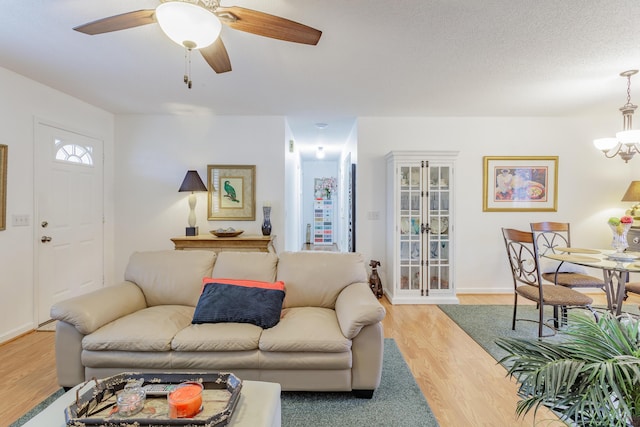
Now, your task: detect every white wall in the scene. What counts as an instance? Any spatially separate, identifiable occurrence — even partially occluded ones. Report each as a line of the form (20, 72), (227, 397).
(0, 67), (114, 343)
(113, 115), (286, 280)
(283, 122), (300, 251)
(356, 116), (637, 294)
(4, 65), (640, 343)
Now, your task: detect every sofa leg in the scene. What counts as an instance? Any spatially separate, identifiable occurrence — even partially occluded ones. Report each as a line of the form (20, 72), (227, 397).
(352, 389), (374, 399)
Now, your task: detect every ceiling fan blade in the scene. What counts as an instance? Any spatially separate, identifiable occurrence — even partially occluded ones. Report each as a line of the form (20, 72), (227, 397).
(216, 6), (321, 45)
(73, 10), (156, 35)
(200, 38), (232, 73)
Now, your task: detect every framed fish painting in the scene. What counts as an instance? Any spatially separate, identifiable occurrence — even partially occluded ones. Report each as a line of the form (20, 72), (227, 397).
(207, 165), (256, 220)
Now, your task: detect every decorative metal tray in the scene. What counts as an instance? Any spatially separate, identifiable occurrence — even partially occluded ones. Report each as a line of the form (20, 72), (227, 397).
(65, 372), (242, 427)
(210, 230), (244, 237)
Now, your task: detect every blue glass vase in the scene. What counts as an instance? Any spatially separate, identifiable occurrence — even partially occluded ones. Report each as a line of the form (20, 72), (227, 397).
(261, 206), (272, 236)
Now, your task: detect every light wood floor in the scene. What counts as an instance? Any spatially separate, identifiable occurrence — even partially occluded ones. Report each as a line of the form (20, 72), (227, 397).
(1, 292), (637, 427)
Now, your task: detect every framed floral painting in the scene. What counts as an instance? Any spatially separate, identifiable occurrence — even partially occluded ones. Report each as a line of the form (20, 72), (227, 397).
(482, 156), (558, 212)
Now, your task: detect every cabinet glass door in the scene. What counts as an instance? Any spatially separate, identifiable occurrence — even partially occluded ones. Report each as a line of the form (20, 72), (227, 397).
(427, 165), (450, 292)
(399, 166), (422, 290)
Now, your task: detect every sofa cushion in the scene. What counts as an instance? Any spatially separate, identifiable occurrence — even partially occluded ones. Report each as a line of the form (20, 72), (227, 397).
(125, 250), (216, 307)
(172, 323), (262, 351)
(211, 252), (278, 282)
(276, 252), (367, 309)
(192, 279), (285, 329)
(82, 305), (194, 352)
(259, 307), (351, 353)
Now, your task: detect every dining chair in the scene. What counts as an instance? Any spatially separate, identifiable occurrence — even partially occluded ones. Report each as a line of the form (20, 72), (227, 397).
(502, 228), (594, 337)
(530, 222), (605, 290)
(624, 282), (640, 299)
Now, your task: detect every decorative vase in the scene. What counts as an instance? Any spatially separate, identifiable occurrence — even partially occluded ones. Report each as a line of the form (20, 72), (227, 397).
(610, 223), (631, 252)
(325, 189), (331, 199)
(261, 206), (272, 236)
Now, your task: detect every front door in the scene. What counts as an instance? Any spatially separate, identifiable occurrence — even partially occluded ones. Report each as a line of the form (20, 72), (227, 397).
(34, 121), (104, 325)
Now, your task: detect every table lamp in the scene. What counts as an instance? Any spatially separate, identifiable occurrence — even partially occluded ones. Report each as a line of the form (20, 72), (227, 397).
(179, 170), (207, 236)
(622, 181), (640, 222)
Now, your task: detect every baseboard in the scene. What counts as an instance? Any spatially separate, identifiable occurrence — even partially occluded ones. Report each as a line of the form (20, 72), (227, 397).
(455, 287), (512, 294)
(0, 322), (35, 345)
(37, 320), (57, 332)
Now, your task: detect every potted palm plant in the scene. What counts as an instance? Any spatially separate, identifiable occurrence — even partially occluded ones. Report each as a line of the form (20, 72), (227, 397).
(496, 312), (640, 427)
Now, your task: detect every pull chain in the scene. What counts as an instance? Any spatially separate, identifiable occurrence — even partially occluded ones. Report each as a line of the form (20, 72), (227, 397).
(183, 47), (193, 89)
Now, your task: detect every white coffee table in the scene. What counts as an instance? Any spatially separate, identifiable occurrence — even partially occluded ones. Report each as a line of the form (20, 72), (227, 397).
(22, 380), (281, 427)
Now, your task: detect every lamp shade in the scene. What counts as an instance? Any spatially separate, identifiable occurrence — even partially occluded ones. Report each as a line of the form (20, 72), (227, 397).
(155, 1), (222, 49)
(179, 170), (207, 192)
(616, 129), (640, 145)
(593, 137), (619, 151)
(622, 181), (640, 202)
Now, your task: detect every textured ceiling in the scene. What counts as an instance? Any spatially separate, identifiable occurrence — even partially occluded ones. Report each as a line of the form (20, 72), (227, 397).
(2, 1), (640, 155)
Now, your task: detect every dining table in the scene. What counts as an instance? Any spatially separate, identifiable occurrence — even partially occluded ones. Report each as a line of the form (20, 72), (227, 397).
(544, 247), (640, 315)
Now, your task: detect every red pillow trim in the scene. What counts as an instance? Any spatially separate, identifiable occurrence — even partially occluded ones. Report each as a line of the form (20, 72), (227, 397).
(201, 277), (285, 293)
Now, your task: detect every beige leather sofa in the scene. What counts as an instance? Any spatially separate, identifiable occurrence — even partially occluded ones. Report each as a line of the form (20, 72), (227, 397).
(51, 250), (386, 397)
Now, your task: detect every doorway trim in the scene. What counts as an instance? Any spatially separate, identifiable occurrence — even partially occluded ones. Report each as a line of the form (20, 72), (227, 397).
(32, 116), (105, 326)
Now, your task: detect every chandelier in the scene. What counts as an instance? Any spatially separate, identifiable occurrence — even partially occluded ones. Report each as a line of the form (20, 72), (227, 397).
(593, 70), (640, 162)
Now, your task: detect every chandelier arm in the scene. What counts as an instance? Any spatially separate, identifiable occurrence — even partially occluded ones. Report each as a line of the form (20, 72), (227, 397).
(602, 144), (623, 159)
(596, 70), (640, 162)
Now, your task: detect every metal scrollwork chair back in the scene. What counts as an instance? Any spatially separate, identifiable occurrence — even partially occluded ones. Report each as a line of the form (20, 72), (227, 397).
(530, 222), (605, 290)
(502, 227), (594, 337)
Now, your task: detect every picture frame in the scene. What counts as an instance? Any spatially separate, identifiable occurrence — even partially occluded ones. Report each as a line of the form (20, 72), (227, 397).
(482, 156), (558, 212)
(207, 165), (256, 220)
(0, 145), (6, 231)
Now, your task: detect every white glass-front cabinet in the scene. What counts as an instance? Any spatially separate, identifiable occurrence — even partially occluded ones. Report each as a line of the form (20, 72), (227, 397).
(385, 151), (459, 304)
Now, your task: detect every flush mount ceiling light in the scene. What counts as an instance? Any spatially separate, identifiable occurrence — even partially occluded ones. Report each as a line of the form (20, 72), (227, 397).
(593, 70), (640, 162)
(316, 146), (326, 159)
(155, 1), (222, 50)
(154, 0), (222, 88)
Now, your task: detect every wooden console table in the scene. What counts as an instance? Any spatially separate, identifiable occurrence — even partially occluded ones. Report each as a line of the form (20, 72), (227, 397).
(171, 234), (276, 253)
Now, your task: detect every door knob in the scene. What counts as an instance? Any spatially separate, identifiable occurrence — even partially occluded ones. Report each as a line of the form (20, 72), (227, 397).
(41, 236), (52, 243)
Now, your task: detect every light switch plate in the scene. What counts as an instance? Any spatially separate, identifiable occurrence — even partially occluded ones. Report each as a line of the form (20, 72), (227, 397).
(12, 214), (30, 226)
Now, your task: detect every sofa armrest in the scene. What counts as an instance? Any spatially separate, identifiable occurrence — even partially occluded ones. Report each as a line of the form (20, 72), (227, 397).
(50, 282), (147, 335)
(335, 282), (386, 339)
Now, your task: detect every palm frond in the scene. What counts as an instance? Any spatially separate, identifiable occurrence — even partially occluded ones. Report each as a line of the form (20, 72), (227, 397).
(496, 312), (640, 426)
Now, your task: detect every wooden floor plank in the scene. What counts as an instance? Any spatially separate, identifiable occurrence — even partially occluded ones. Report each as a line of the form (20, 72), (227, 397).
(1, 292), (637, 426)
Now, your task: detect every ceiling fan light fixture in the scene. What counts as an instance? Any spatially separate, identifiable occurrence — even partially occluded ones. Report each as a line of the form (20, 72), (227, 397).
(156, 1), (222, 49)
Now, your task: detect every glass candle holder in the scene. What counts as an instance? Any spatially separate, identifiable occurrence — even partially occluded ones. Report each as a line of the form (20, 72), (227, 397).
(168, 382), (203, 418)
(117, 386), (145, 416)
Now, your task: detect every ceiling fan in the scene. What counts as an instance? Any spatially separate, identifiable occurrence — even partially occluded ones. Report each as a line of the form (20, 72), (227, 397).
(73, 0), (322, 77)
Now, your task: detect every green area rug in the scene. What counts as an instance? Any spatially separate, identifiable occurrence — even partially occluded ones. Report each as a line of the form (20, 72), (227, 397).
(438, 303), (639, 363)
(11, 339), (437, 427)
(281, 338), (437, 426)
